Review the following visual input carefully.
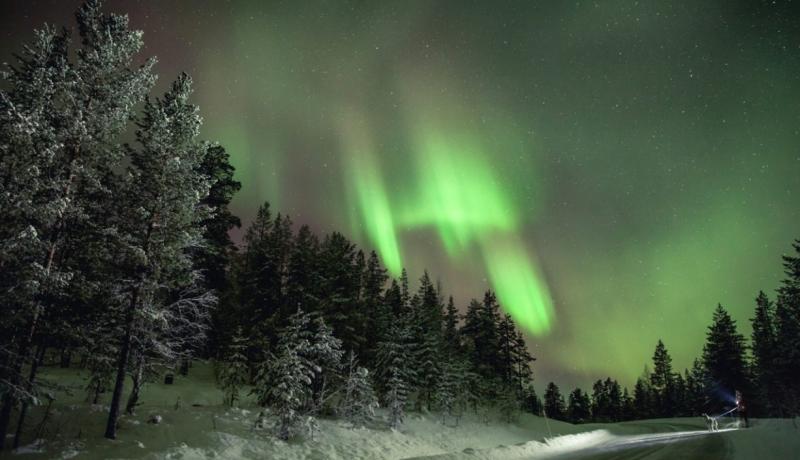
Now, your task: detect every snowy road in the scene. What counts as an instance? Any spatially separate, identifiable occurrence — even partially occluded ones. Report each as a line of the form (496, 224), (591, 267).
(548, 421), (735, 460)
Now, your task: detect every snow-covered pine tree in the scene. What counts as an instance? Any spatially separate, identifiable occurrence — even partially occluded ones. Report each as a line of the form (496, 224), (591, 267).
(252, 308), (312, 407)
(220, 327), (249, 407)
(338, 353), (379, 427)
(497, 383), (521, 423)
(253, 308), (330, 440)
(375, 321), (417, 399)
(385, 367), (408, 429)
(306, 314), (344, 413)
(268, 341), (314, 440)
(434, 357), (459, 424)
(411, 272), (443, 411)
(104, 73), (215, 439)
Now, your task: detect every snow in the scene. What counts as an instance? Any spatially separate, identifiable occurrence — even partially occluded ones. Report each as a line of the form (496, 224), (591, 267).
(16, 364), (800, 460)
(726, 418), (800, 460)
(152, 410), (581, 460)
(409, 418), (800, 460)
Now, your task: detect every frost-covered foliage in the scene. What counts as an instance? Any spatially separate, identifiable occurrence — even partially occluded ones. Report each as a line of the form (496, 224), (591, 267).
(219, 327), (249, 407)
(375, 322), (417, 399)
(268, 342), (314, 440)
(253, 309), (344, 440)
(253, 310), (313, 408)
(376, 322), (416, 428)
(306, 315), (344, 413)
(83, 328), (117, 405)
(338, 353), (379, 427)
(0, 0), (159, 446)
(386, 367), (408, 429)
(497, 384), (522, 423)
(103, 71), (216, 438)
(434, 362), (457, 422)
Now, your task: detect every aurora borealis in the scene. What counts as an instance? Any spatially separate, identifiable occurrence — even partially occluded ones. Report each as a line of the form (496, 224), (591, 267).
(3, 0), (799, 390)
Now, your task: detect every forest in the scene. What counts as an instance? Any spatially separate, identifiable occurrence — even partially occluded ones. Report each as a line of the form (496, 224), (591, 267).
(1, 0), (799, 454)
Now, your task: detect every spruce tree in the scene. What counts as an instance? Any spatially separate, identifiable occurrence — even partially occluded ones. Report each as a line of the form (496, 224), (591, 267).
(750, 291), (778, 415)
(591, 379), (608, 421)
(497, 384), (522, 423)
(360, 251), (388, 366)
(543, 382), (566, 421)
(220, 327), (249, 407)
(497, 314), (516, 385)
(633, 374), (653, 420)
(650, 340), (675, 417)
(412, 272), (443, 410)
(285, 225), (320, 315)
(621, 387), (635, 421)
(318, 232), (361, 354)
(375, 321), (417, 403)
(673, 373), (688, 417)
(443, 296), (460, 353)
(511, 327), (535, 395)
(306, 315), (344, 413)
(253, 309), (315, 440)
(684, 358), (708, 416)
(605, 378), (623, 422)
(775, 240), (800, 415)
(385, 367), (408, 429)
(702, 304), (749, 412)
(522, 384), (542, 415)
(567, 388), (591, 423)
(435, 354), (471, 424)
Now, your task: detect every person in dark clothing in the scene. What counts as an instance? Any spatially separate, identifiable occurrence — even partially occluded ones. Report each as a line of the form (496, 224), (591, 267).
(735, 390), (749, 428)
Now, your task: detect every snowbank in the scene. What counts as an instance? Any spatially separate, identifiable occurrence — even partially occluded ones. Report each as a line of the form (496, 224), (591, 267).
(148, 411), (581, 460)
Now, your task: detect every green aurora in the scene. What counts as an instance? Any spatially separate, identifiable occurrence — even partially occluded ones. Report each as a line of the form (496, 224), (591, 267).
(3, 0), (799, 389)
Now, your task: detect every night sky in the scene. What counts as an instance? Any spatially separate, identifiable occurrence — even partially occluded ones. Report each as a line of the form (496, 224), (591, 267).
(3, 0), (799, 390)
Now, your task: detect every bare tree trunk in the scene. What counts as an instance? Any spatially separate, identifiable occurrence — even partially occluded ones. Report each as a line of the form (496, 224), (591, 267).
(0, 394), (14, 450)
(104, 289), (138, 439)
(12, 344), (45, 449)
(125, 355), (144, 415)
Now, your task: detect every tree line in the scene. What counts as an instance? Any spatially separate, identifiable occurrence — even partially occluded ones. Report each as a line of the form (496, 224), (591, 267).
(212, 201), (538, 438)
(540, 245), (800, 424)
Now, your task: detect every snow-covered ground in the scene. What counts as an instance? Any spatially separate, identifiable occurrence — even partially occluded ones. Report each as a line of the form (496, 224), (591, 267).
(413, 418), (800, 460)
(9, 363), (800, 459)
